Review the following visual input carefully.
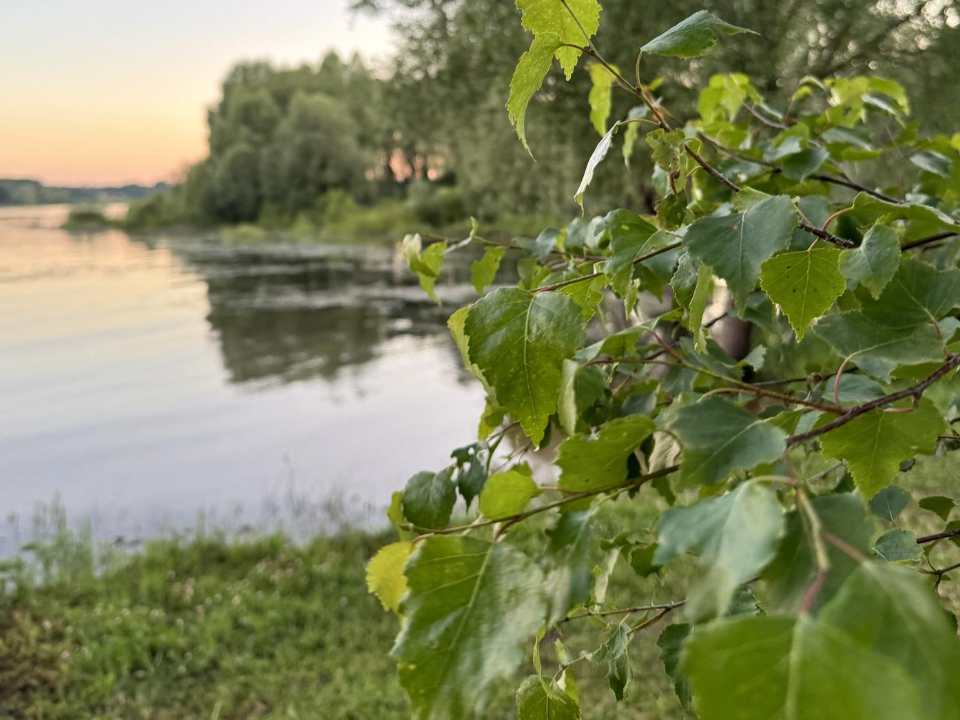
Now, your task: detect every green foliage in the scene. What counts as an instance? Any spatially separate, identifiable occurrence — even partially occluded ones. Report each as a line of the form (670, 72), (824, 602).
(394, 536), (546, 720)
(640, 11), (757, 59)
(375, 7), (960, 720)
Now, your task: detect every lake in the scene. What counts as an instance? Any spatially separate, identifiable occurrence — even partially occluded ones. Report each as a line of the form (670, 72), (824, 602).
(0, 205), (486, 547)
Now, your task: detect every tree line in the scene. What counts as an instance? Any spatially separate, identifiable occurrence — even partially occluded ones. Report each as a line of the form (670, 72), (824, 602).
(129, 0), (960, 230)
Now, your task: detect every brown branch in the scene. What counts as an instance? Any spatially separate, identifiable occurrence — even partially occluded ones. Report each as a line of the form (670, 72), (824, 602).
(410, 464), (680, 540)
(798, 219), (855, 248)
(787, 354), (960, 446)
(562, 600), (685, 624)
(916, 528), (960, 545)
(901, 232), (959, 252)
(533, 241), (682, 294)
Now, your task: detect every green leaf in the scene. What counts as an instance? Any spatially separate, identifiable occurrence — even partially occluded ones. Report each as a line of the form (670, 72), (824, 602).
(687, 265), (713, 353)
(840, 225), (900, 299)
(471, 246), (506, 295)
(558, 275), (604, 320)
(546, 510), (595, 623)
(683, 614), (926, 720)
(588, 64), (616, 136)
(657, 624), (692, 709)
(646, 128), (686, 176)
(516, 0), (601, 79)
(507, 34), (563, 155)
(764, 494), (872, 614)
(760, 247), (845, 341)
(466, 287), (586, 444)
(621, 106), (648, 166)
(874, 529), (922, 562)
(402, 234), (445, 304)
(558, 360), (607, 434)
(910, 150), (953, 178)
(919, 495), (955, 521)
(819, 562), (960, 720)
(516, 676), (581, 720)
(868, 485), (911, 521)
(684, 195), (797, 312)
(654, 481), (784, 620)
(628, 544), (661, 577)
(575, 124), (617, 211)
(852, 192), (960, 239)
(590, 623), (631, 700)
(669, 396), (788, 486)
(779, 146), (829, 181)
(858, 258), (960, 330)
(557, 415), (656, 492)
(641, 10), (756, 59)
(818, 398), (945, 498)
(813, 311), (944, 379)
(600, 210), (660, 297)
(479, 466), (542, 519)
(402, 470), (457, 530)
(388, 490), (413, 541)
(367, 541), (413, 613)
(395, 536), (546, 720)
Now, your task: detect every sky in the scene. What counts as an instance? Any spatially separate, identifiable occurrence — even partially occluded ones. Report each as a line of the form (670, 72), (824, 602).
(0, 0), (394, 186)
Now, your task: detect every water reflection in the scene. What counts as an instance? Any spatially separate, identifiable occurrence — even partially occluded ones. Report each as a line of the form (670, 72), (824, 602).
(173, 241), (474, 387)
(0, 207), (488, 543)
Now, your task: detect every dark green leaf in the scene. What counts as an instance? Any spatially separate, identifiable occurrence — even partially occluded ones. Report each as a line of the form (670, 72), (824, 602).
(657, 624), (692, 709)
(655, 481), (784, 620)
(590, 623), (631, 700)
(471, 246), (506, 295)
(684, 195), (797, 312)
(641, 11), (756, 59)
(919, 495), (955, 521)
(874, 529), (922, 562)
(868, 486), (911, 521)
(764, 494), (871, 613)
(516, 676), (581, 720)
(402, 470), (456, 530)
(557, 415), (656, 492)
(840, 225), (900, 299)
(683, 614), (926, 720)
(813, 311), (944, 379)
(819, 563), (960, 720)
(669, 396), (787, 486)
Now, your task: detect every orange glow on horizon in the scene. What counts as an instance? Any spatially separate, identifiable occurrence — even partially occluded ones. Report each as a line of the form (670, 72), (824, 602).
(0, 0), (393, 187)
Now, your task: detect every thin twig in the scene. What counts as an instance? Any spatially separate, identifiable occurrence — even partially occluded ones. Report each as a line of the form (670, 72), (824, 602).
(409, 464), (680, 540)
(787, 354), (960, 446)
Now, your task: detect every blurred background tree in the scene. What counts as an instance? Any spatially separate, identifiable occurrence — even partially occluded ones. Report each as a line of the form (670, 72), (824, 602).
(129, 0), (960, 228)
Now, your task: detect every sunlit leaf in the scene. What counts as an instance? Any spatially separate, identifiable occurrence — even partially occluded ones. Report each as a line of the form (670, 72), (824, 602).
(395, 537), (547, 720)
(466, 287), (586, 444)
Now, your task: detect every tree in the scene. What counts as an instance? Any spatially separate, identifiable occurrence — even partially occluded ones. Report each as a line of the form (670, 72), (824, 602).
(357, 0), (960, 216)
(259, 92), (368, 216)
(212, 143), (261, 223)
(370, 4), (960, 720)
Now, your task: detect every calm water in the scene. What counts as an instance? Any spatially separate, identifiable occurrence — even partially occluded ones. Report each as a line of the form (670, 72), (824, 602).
(0, 206), (486, 543)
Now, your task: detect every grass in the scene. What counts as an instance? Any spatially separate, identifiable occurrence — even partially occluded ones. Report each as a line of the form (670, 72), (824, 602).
(8, 453), (959, 719)
(0, 497), (687, 720)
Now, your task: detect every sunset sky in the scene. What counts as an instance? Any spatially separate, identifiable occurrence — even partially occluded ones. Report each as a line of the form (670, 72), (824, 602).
(0, 0), (394, 186)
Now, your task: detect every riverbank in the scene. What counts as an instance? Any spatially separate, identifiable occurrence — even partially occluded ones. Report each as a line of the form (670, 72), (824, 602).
(61, 200), (561, 245)
(1, 509), (687, 720)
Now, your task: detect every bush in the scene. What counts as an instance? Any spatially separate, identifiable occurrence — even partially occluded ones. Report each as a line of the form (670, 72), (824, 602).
(407, 181), (466, 227)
